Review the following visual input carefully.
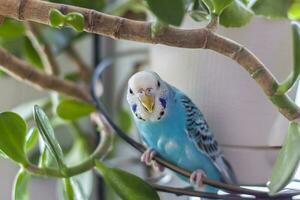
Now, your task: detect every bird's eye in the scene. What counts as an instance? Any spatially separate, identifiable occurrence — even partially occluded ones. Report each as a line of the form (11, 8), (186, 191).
(157, 81), (160, 88)
(129, 88), (133, 94)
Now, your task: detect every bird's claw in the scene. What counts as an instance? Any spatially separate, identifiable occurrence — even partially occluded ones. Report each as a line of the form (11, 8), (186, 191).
(190, 169), (206, 188)
(141, 148), (164, 172)
(141, 148), (156, 165)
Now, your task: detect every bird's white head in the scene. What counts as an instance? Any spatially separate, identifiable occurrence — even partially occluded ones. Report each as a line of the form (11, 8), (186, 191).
(127, 71), (169, 122)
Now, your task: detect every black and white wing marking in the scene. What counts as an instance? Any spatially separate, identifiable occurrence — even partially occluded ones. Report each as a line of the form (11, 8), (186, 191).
(180, 95), (237, 184)
(180, 95), (221, 160)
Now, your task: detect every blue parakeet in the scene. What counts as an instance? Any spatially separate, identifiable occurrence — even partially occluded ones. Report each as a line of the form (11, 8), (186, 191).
(126, 71), (237, 193)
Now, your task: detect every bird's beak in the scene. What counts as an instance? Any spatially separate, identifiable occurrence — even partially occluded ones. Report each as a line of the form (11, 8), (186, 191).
(140, 94), (155, 113)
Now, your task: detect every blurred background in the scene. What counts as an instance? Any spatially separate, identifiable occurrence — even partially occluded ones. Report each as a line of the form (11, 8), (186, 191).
(0, 0), (299, 199)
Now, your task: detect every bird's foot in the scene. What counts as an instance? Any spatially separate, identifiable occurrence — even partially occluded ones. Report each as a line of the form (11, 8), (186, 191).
(141, 148), (165, 172)
(190, 169), (206, 188)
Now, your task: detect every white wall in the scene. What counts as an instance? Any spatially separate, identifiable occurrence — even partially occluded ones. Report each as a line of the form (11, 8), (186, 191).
(150, 17), (293, 184)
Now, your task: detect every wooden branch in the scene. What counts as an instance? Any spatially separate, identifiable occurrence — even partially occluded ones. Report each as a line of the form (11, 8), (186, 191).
(25, 22), (60, 75)
(0, 0), (300, 122)
(66, 45), (91, 82)
(0, 47), (91, 102)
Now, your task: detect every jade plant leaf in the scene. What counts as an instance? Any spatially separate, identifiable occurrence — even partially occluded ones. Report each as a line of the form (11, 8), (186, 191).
(49, 9), (65, 28)
(251, 0), (291, 19)
(145, 0), (184, 26)
(187, 0), (210, 22)
(65, 12), (85, 32)
(0, 149), (8, 159)
(95, 161), (160, 200)
(58, 140), (93, 200)
(220, 0), (253, 27)
(34, 105), (66, 170)
(63, 178), (75, 200)
(62, 177), (89, 200)
(22, 37), (43, 69)
(0, 112), (28, 165)
(288, 0), (300, 20)
(26, 127), (39, 151)
(56, 99), (96, 120)
(202, 0), (233, 15)
(0, 19), (25, 39)
(12, 169), (30, 200)
(268, 122), (300, 195)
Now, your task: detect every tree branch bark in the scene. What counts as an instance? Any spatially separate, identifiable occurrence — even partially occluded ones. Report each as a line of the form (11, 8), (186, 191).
(0, 0), (300, 122)
(25, 22), (60, 75)
(0, 47), (91, 102)
(66, 45), (91, 82)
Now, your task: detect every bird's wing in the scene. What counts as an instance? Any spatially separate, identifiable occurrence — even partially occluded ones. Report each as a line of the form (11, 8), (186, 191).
(178, 93), (237, 184)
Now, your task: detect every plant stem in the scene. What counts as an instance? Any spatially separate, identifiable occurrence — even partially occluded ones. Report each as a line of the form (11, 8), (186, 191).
(276, 21), (300, 95)
(25, 22), (60, 75)
(206, 14), (219, 31)
(65, 45), (91, 82)
(0, 47), (91, 102)
(24, 113), (113, 178)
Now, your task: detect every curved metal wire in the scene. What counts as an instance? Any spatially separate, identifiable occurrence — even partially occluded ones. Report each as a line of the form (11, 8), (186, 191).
(90, 50), (300, 199)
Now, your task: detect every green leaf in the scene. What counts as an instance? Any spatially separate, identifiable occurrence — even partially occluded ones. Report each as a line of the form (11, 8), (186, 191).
(0, 149), (8, 159)
(107, 0), (146, 16)
(95, 161), (160, 200)
(151, 20), (167, 37)
(0, 36), (24, 56)
(276, 22), (300, 95)
(0, 112), (28, 164)
(64, 72), (80, 81)
(58, 140), (93, 200)
(202, 0), (233, 15)
(220, 0), (253, 27)
(49, 9), (66, 28)
(56, 99), (96, 120)
(61, 177), (90, 200)
(288, 0), (300, 20)
(63, 178), (75, 200)
(0, 19), (25, 39)
(187, 0), (210, 22)
(12, 169), (30, 200)
(251, 0), (291, 19)
(26, 128), (39, 151)
(146, 0), (185, 26)
(65, 12), (85, 32)
(39, 147), (57, 168)
(118, 109), (132, 132)
(22, 37), (43, 69)
(0, 68), (6, 77)
(268, 122), (300, 195)
(34, 105), (66, 170)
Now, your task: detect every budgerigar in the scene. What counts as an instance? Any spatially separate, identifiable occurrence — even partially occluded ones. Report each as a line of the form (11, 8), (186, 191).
(126, 71), (237, 193)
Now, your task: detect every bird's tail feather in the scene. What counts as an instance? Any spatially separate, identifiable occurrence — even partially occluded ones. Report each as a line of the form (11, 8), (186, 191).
(216, 156), (238, 184)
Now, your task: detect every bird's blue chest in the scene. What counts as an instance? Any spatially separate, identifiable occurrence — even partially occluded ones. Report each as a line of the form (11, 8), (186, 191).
(136, 102), (188, 164)
(135, 99), (222, 182)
